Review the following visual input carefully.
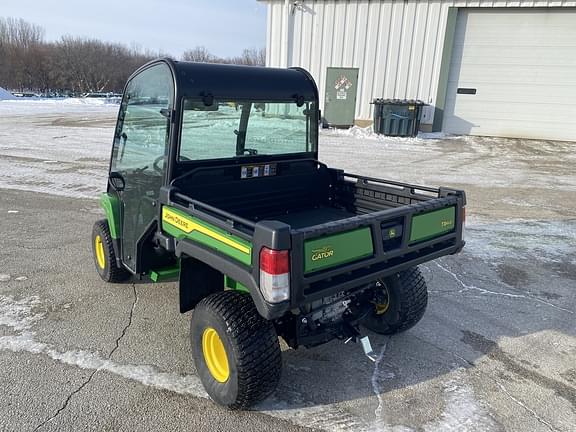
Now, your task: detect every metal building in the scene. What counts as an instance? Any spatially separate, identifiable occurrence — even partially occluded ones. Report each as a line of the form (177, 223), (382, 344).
(261, 0), (576, 141)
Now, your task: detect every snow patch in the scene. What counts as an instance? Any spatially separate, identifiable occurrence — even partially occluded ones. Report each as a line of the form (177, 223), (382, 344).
(0, 295), (44, 331)
(0, 274), (11, 282)
(7, 210), (19, 214)
(0, 294), (207, 398)
(0, 97), (118, 115)
(466, 221), (576, 264)
(0, 87), (16, 101)
(423, 379), (498, 432)
(0, 97), (119, 107)
(321, 126), (455, 143)
(0, 332), (47, 353)
(367, 371), (498, 432)
(260, 399), (372, 432)
(0, 331), (208, 397)
(434, 261), (574, 315)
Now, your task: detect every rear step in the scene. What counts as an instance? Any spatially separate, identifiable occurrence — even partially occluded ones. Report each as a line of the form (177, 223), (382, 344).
(150, 265), (180, 282)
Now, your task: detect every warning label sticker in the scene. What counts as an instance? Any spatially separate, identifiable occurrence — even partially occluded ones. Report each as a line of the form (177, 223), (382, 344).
(334, 75), (353, 91)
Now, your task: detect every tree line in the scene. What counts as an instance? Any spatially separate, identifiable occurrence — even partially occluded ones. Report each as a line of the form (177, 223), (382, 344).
(0, 17), (265, 95)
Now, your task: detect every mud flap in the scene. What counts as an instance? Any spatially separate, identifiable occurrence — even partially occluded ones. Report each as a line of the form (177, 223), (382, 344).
(179, 257), (223, 313)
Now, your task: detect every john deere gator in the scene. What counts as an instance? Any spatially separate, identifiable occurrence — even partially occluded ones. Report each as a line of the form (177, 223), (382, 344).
(92, 59), (466, 409)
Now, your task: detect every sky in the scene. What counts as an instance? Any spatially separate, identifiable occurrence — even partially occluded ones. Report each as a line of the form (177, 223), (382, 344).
(1, 0), (267, 58)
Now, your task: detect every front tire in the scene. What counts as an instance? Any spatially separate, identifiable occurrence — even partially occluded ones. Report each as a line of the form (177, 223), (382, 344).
(361, 267), (428, 335)
(190, 291), (282, 409)
(92, 219), (130, 283)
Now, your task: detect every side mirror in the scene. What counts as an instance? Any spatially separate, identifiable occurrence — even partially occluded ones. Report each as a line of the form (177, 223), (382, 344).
(109, 171), (125, 192)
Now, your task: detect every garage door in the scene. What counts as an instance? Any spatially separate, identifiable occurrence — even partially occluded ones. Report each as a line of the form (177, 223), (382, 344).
(443, 8), (576, 141)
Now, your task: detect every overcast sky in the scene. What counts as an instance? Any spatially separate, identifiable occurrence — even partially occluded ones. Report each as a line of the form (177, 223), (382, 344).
(1, 0), (267, 58)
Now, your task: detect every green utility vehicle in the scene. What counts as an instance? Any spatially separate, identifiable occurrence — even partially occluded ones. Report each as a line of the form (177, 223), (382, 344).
(92, 59), (466, 409)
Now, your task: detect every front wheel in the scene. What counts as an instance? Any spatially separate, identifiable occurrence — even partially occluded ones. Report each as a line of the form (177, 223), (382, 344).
(361, 267), (428, 335)
(92, 220), (130, 283)
(190, 291), (282, 409)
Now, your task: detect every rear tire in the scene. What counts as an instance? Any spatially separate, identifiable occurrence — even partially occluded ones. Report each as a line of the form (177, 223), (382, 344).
(92, 219), (130, 283)
(190, 291), (282, 409)
(361, 267), (428, 335)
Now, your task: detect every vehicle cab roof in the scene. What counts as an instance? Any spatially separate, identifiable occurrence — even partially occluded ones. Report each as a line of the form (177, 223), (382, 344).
(132, 58), (319, 102)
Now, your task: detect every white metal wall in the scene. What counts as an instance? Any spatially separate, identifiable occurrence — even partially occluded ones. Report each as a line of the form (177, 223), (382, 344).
(263, 0), (576, 124)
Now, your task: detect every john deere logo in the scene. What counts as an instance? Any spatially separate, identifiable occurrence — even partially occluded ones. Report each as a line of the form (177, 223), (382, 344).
(163, 208), (192, 232)
(388, 228), (397, 238)
(311, 246), (334, 261)
(441, 219), (454, 228)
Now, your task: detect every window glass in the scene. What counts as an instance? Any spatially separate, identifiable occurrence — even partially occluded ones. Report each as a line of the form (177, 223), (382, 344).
(179, 100), (315, 161)
(112, 64), (173, 173)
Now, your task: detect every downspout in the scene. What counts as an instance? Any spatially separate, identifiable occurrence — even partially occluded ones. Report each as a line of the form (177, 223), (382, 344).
(285, 0), (297, 67)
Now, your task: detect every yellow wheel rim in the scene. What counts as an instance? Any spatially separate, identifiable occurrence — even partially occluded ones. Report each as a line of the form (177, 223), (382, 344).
(202, 327), (230, 383)
(375, 301), (389, 315)
(374, 283), (390, 315)
(95, 235), (106, 270)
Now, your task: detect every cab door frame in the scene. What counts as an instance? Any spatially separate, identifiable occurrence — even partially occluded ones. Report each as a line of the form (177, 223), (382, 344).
(106, 61), (176, 274)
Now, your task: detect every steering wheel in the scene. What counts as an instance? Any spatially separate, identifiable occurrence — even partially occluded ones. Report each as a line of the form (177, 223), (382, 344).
(153, 155), (193, 172)
(153, 155), (165, 173)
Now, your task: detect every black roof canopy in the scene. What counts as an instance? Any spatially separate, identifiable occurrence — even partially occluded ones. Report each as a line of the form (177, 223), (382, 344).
(133, 58), (319, 103)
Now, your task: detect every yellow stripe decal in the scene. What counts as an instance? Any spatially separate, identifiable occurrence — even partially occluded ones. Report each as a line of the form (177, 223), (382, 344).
(162, 207), (250, 255)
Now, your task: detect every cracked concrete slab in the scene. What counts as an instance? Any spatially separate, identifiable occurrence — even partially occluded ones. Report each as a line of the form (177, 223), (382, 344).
(0, 350), (90, 431)
(1, 193), (575, 432)
(33, 283), (140, 430)
(0, 103), (575, 431)
(38, 369), (308, 432)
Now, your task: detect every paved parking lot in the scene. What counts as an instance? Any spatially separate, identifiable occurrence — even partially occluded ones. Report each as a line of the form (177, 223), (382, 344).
(0, 104), (574, 431)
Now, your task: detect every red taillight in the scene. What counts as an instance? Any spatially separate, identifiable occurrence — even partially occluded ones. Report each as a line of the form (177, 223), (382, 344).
(462, 207), (466, 224)
(259, 247), (290, 303)
(259, 248), (290, 275)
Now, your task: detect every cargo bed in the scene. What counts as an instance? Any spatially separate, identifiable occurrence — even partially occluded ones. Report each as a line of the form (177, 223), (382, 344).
(160, 159), (466, 319)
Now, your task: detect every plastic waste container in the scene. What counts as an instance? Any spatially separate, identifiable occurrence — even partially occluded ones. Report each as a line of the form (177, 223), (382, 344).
(372, 99), (425, 137)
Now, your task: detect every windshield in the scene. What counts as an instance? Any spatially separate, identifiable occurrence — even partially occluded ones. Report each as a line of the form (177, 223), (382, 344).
(179, 99), (316, 161)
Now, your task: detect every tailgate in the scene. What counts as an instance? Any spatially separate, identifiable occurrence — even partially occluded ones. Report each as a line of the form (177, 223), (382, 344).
(302, 204), (457, 275)
(289, 194), (465, 303)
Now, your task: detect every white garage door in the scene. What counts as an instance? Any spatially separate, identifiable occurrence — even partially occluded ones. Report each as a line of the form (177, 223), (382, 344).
(444, 8), (576, 141)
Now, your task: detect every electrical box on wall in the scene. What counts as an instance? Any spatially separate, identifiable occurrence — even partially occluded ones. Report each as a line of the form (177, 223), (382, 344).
(323, 67), (359, 128)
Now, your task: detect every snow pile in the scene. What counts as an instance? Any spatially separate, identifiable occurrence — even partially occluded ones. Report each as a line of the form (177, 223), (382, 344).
(0, 96), (119, 106)
(0, 295), (44, 331)
(52, 97), (120, 106)
(0, 87), (16, 100)
(322, 125), (455, 142)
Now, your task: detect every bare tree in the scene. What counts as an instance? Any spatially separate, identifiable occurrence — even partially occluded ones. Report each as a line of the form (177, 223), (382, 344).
(236, 48), (266, 66)
(180, 46), (266, 66)
(0, 16), (267, 94)
(0, 17), (45, 90)
(182, 46), (215, 63)
(0, 17), (44, 47)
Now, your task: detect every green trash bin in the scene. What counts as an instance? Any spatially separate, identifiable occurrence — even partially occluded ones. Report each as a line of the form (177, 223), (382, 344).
(372, 99), (425, 137)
